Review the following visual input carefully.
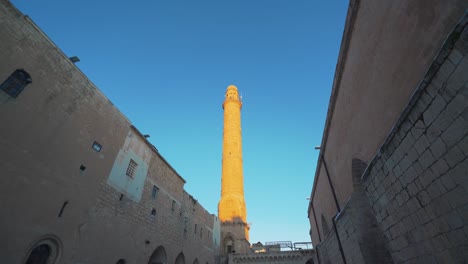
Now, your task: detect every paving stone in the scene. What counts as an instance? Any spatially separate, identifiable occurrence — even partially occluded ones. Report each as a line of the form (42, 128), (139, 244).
(444, 145), (465, 168)
(441, 116), (468, 147)
(423, 95), (447, 126)
(429, 158), (450, 176)
(445, 186), (468, 209)
(445, 93), (468, 120)
(459, 135), (468, 156)
(427, 180), (445, 200)
(429, 137), (447, 159)
(419, 149), (436, 168)
(414, 134), (431, 155)
(448, 48), (464, 65)
(426, 111), (455, 142)
(447, 159), (468, 186)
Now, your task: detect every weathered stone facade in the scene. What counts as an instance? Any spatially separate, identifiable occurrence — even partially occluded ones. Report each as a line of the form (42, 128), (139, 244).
(361, 14), (468, 263)
(0, 1), (220, 263)
(228, 250), (315, 264)
(309, 0), (468, 263)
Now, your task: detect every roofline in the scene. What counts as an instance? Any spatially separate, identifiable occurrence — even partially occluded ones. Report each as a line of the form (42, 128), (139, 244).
(308, 0), (361, 216)
(130, 125), (187, 184)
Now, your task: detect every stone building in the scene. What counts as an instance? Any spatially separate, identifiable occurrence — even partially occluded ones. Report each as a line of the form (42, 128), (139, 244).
(308, 0), (468, 263)
(0, 1), (220, 263)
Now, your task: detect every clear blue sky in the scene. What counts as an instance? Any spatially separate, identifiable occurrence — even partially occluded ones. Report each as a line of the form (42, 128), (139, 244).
(11, 0), (348, 244)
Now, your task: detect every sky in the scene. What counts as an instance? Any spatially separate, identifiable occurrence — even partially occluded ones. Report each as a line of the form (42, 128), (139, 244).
(11, 0), (348, 244)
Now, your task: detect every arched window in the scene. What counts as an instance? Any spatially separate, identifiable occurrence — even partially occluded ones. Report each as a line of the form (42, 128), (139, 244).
(24, 237), (61, 264)
(0, 69), (32, 98)
(25, 244), (50, 264)
(321, 214), (330, 237)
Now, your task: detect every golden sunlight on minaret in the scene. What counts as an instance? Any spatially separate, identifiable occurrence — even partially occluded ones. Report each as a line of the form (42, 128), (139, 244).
(218, 85), (249, 239)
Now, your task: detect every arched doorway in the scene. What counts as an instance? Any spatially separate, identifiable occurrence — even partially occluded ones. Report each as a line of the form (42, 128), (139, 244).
(148, 246), (167, 264)
(223, 233), (235, 254)
(305, 258), (314, 264)
(25, 244), (50, 264)
(116, 259), (126, 264)
(193, 258), (199, 264)
(175, 252), (185, 264)
(24, 237), (61, 264)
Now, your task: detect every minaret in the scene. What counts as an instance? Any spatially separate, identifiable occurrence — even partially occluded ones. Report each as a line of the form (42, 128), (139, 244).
(218, 85), (250, 254)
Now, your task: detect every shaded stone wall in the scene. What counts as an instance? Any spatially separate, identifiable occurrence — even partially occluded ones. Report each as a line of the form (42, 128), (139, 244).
(228, 250), (315, 264)
(310, 6), (468, 264)
(0, 1), (219, 263)
(362, 13), (468, 263)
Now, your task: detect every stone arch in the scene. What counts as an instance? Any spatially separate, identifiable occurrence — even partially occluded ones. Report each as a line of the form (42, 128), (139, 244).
(148, 246), (167, 264)
(193, 258), (199, 264)
(352, 158), (368, 192)
(23, 236), (62, 264)
(223, 233), (235, 254)
(175, 252), (185, 264)
(321, 214), (330, 237)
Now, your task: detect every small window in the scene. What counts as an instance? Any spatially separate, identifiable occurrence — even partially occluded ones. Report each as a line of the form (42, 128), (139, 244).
(92, 141), (102, 152)
(126, 159), (138, 178)
(151, 185), (159, 199)
(151, 208), (156, 216)
(0, 69), (32, 98)
(194, 224), (197, 234)
(171, 200), (176, 211)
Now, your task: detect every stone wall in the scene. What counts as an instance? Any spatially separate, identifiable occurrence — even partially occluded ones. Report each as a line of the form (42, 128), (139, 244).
(0, 1), (220, 263)
(362, 12), (468, 263)
(310, 4), (468, 264)
(228, 250), (315, 264)
(308, 0), (468, 247)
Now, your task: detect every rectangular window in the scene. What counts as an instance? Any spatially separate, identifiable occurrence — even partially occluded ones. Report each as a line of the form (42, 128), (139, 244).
(92, 141), (102, 152)
(194, 224), (197, 234)
(172, 200), (176, 211)
(126, 159), (138, 178)
(151, 185), (159, 199)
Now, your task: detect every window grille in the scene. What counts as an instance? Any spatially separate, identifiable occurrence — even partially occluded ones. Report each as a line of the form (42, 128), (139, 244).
(126, 159), (138, 178)
(0, 69), (32, 98)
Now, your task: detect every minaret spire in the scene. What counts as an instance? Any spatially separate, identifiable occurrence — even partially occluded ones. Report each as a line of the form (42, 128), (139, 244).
(218, 85), (250, 254)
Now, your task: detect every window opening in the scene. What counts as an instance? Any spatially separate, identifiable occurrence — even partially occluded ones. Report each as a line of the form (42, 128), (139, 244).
(151, 185), (159, 199)
(126, 159), (138, 178)
(25, 244), (50, 264)
(92, 141), (102, 152)
(0, 69), (32, 98)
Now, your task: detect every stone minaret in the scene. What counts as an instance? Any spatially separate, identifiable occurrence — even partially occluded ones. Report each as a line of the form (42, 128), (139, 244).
(218, 85), (250, 255)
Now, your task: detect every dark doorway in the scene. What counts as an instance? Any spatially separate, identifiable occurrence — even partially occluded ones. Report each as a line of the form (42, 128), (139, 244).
(175, 252), (185, 264)
(25, 244), (51, 264)
(148, 246), (167, 264)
